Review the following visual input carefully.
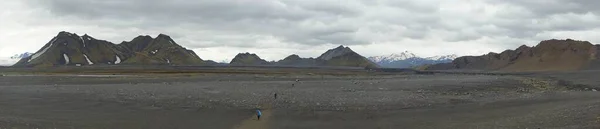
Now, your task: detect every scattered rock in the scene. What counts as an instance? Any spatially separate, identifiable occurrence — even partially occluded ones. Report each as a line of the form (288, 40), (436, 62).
(593, 89), (597, 92)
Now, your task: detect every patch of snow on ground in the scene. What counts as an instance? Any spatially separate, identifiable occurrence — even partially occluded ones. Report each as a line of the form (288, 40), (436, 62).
(83, 54), (94, 65)
(166, 59), (170, 64)
(115, 55), (121, 64)
(63, 54), (70, 64)
(29, 38), (57, 62)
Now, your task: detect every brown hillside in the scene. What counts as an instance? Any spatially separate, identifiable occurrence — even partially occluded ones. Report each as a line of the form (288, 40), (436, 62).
(427, 39), (599, 71)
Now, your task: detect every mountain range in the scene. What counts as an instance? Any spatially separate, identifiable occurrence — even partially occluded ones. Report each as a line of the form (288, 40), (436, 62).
(10, 31), (377, 68)
(12, 31), (598, 72)
(13, 31), (203, 67)
(229, 46), (379, 68)
(427, 39), (600, 71)
(367, 51), (457, 68)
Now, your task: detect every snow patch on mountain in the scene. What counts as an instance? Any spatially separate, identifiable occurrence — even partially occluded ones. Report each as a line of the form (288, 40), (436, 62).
(83, 54), (94, 65)
(80, 36), (86, 48)
(30, 38), (57, 62)
(63, 54), (70, 64)
(115, 55), (121, 64)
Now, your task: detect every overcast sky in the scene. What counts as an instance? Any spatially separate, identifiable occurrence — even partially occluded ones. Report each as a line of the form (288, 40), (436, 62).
(2, 0), (600, 62)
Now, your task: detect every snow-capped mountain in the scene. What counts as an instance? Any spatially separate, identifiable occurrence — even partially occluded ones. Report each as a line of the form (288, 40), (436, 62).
(10, 52), (33, 60)
(425, 54), (458, 61)
(368, 52), (458, 68)
(0, 52), (33, 66)
(317, 45), (355, 60)
(368, 51), (417, 63)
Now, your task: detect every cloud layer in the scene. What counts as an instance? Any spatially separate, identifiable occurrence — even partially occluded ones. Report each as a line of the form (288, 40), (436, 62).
(2, 0), (600, 62)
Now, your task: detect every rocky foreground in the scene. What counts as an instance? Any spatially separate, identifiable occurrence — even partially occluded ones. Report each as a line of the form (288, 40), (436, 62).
(0, 72), (599, 129)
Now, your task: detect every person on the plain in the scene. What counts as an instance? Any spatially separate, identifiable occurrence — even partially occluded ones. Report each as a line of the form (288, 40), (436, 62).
(274, 93), (278, 99)
(256, 109), (262, 120)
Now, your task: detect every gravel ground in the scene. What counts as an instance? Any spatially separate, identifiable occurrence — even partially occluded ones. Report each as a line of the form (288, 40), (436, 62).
(0, 73), (598, 129)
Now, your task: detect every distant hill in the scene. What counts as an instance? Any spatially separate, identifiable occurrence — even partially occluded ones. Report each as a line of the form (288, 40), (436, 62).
(324, 51), (378, 68)
(368, 51), (457, 68)
(13, 31), (204, 67)
(275, 54), (319, 66)
(229, 52), (270, 66)
(228, 45), (378, 68)
(270, 45), (378, 68)
(204, 60), (229, 66)
(427, 39), (600, 71)
(316, 45), (379, 68)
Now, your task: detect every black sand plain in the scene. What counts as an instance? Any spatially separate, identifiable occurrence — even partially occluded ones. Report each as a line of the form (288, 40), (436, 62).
(0, 66), (599, 129)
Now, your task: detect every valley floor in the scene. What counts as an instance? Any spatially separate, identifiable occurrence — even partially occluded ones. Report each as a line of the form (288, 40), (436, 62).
(0, 70), (599, 129)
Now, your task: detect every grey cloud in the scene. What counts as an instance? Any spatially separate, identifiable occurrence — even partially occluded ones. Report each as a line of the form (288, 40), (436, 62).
(497, 0), (600, 16)
(23, 0), (600, 49)
(31, 0), (378, 47)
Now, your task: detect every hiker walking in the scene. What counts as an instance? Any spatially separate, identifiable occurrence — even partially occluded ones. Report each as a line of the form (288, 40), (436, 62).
(274, 93), (278, 99)
(256, 109), (262, 120)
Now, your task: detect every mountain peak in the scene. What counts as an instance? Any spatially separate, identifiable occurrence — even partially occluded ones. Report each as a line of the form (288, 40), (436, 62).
(57, 31), (77, 37)
(230, 52), (269, 65)
(336, 45), (347, 49)
(318, 45), (355, 60)
(284, 54), (301, 60)
(157, 34), (171, 39)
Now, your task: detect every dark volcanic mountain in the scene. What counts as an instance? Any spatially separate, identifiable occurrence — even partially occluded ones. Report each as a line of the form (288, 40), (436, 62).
(324, 52), (378, 68)
(15, 31), (377, 68)
(14, 31), (204, 67)
(275, 54), (320, 66)
(317, 46), (379, 68)
(224, 45), (377, 68)
(119, 34), (203, 65)
(271, 45), (378, 68)
(427, 39), (600, 71)
(229, 52), (270, 66)
(227, 45), (378, 68)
